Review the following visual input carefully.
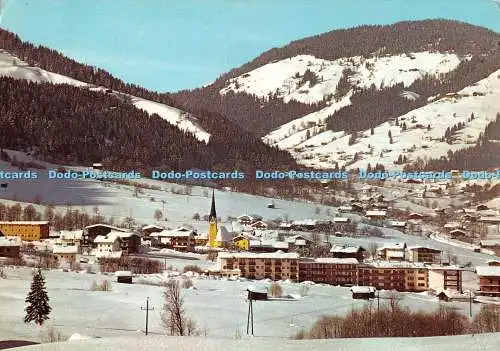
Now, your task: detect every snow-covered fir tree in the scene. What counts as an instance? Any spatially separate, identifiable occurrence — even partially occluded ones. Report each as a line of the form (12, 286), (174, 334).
(24, 269), (51, 326)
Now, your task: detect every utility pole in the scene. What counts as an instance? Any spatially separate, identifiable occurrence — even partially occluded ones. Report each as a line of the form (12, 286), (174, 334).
(246, 296), (254, 336)
(469, 290), (472, 317)
(377, 290), (380, 312)
(141, 297), (154, 335)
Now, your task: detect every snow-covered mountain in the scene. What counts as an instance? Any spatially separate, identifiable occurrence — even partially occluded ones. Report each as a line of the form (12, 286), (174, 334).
(220, 52), (464, 104)
(0, 50), (210, 143)
(218, 52), (499, 170)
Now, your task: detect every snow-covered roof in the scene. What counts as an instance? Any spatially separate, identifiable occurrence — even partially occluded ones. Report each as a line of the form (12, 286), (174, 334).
(480, 240), (500, 247)
(350, 286), (376, 294)
(142, 224), (164, 230)
(478, 216), (500, 223)
(378, 242), (406, 250)
(52, 245), (78, 254)
(444, 222), (461, 228)
(330, 245), (364, 254)
(427, 265), (463, 271)
(408, 245), (440, 252)
(333, 217), (349, 223)
(0, 236), (21, 246)
(218, 252), (299, 259)
(292, 219), (319, 226)
(247, 285), (268, 294)
(59, 230), (84, 240)
(94, 233), (121, 243)
(115, 271), (132, 277)
(0, 221), (49, 225)
(249, 240), (289, 249)
(365, 210), (386, 217)
(389, 221), (407, 227)
(216, 226), (232, 242)
(475, 266), (500, 277)
(362, 261), (426, 269)
(153, 227), (195, 238)
(85, 224), (130, 232)
(309, 258), (359, 264)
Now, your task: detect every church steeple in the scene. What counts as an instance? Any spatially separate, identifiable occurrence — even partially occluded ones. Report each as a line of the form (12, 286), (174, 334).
(208, 190), (218, 248)
(209, 190), (217, 223)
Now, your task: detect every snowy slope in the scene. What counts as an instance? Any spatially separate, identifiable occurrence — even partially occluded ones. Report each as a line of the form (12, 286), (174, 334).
(0, 50), (210, 143)
(264, 66), (500, 170)
(220, 52), (463, 104)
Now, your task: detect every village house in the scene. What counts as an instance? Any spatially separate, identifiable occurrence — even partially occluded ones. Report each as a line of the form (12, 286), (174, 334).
(217, 251), (299, 281)
(487, 260), (500, 266)
(377, 242), (407, 261)
(286, 235), (312, 251)
(290, 219), (319, 231)
(250, 220), (269, 230)
(449, 229), (467, 239)
(351, 203), (364, 213)
(94, 232), (122, 258)
(475, 266), (500, 297)
(151, 226), (196, 251)
(428, 266), (463, 293)
(365, 210), (387, 220)
(141, 224), (164, 236)
(407, 213), (424, 220)
(333, 217), (350, 223)
(408, 246), (442, 263)
(478, 216), (500, 225)
(0, 221), (50, 241)
(56, 230), (84, 247)
(52, 245), (78, 263)
(249, 239), (289, 253)
(338, 205), (353, 213)
(299, 258), (358, 286)
(237, 214), (263, 225)
(389, 221), (407, 229)
(330, 245), (365, 262)
(84, 224), (130, 246)
(479, 240), (500, 255)
(278, 222), (293, 231)
(0, 236), (21, 259)
(357, 262), (428, 292)
(116, 232), (141, 254)
(233, 234), (252, 251)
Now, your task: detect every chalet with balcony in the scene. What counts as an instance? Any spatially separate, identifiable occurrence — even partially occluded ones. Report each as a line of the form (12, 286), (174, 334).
(0, 236), (21, 259)
(365, 210), (387, 220)
(408, 246), (441, 263)
(475, 266), (500, 297)
(377, 242), (407, 261)
(330, 245), (365, 262)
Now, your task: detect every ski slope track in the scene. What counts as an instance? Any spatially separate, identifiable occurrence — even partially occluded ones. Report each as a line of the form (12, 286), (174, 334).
(0, 50), (210, 143)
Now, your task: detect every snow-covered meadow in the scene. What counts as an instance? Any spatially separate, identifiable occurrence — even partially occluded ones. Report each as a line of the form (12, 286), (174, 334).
(0, 266), (488, 343)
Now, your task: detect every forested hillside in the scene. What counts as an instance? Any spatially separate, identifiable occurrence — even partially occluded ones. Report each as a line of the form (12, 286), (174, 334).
(0, 77), (296, 177)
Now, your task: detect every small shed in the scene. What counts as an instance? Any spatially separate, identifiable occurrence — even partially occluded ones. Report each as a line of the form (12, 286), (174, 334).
(247, 285), (268, 300)
(350, 286), (375, 299)
(115, 271), (133, 284)
(437, 290), (452, 302)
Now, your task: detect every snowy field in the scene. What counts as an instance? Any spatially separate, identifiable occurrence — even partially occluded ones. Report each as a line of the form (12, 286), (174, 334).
(0, 266), (490, 343)
(11, 333), (500, 351)
(0, 149), (338, 226)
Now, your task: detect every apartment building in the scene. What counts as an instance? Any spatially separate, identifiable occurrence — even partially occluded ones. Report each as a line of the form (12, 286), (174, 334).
(0, 221), (49, 241)
(299, 258), (358, 285)
(217, 252), (299, 281)
(357, 262), (428, 292)
(428, 266), (463, 292)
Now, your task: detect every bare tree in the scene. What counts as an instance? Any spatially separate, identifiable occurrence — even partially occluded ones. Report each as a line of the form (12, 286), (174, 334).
(154, 210), (163, 222)
(367, 242), (379, 259)
(161, 280), (198, 336)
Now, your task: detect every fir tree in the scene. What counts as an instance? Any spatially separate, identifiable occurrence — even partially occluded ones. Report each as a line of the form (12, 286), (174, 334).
(24, 269), (51, 326)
